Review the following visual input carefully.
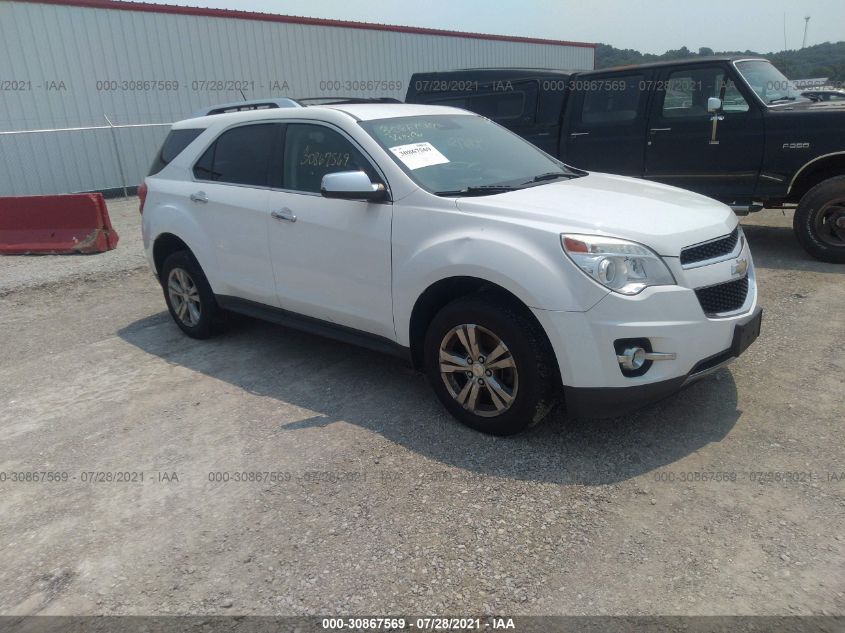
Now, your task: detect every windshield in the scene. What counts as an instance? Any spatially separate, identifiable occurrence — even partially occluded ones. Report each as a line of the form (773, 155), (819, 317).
(360, 114), (581, 195)
(735, 60), (807, 104)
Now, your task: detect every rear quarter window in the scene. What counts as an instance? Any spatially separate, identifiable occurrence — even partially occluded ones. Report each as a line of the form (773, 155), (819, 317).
(419, 81), (538, 125)
(148, 128), (204, 176)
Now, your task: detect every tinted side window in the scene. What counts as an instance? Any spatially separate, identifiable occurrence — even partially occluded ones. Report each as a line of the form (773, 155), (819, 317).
(721, 79), (750, 112)
(662, 67), (724, 118)
(471, 91), (526, 121)
(193, 123), (279, 186)
(149, 128), (204, 176)
(430, 92), (524, 120)
(427, 95), (470, 110)
(194, 144), (215, 180)
(580, 75), (644, 124)
(424, 81), (537, 125)
(282, 124), (375, 193)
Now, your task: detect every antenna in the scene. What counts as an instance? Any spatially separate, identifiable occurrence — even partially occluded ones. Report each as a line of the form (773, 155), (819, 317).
(239, 88), (247, 101)
(802, 15), (810, 48)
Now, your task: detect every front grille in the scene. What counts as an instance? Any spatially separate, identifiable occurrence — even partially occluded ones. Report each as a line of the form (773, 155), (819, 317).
(695, 276), (749, 316)
(681, 227), (739, 266)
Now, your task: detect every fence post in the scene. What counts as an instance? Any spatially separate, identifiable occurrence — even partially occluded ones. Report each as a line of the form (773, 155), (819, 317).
(104, 114), (129, 200)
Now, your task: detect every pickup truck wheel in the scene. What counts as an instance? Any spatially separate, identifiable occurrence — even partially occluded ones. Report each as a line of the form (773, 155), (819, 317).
(161, 251), (220, 339)
(424, 294), (557, 436)
(793, 176), (845, 263)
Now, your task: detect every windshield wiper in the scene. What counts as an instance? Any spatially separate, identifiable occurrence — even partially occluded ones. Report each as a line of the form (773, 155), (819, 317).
(522, 171), (573, 184)
(434, 185), (519, 197)
(768, 96), (796, 104)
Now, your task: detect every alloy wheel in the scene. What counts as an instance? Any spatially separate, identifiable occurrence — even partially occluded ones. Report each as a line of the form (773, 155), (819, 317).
(438, 324), (519, 417)
(167, 267), (202, 327)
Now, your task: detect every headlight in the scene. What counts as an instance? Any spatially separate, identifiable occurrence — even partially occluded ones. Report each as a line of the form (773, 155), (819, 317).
(561, 234), (676, 295)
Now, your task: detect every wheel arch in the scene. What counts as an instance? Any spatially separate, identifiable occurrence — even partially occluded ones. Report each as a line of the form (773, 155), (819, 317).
(788, 152), (845, 203)
(406, 276), (558, 375)
(152, 233), (195, 282)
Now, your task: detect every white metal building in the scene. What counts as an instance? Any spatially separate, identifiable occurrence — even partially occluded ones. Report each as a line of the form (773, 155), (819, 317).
(0, 0), (595, 196)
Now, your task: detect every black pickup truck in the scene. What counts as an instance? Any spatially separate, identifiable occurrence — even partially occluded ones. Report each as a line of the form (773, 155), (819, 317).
(406, 57), (845, 263)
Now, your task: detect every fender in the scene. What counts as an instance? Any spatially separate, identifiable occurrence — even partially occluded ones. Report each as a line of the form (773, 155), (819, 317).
(787, 151), (845, 195)
(392, 227), (608, 347)
(144, 201), (219, 292)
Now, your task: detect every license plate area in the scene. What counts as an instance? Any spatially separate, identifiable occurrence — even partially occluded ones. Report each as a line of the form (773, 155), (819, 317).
(731, 307), (762, 358)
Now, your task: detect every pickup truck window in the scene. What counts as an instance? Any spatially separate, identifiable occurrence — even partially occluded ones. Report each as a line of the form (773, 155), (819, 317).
(361, 114), (575, 195)
(662, 67), (726, 118)
(735, 59), (806, 105)
(721, 80), (750, 112)
(425, 82), (536, 124)
(472, 91), (524, 121)
(661, 67), (750, 116)
(581, 75), (644, 124)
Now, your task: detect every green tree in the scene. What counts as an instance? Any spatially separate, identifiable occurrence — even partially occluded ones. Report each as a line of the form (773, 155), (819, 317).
(595, 41), (845, 84)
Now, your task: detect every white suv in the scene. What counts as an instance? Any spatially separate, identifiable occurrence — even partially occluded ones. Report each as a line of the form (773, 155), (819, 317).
(140, 103), (762, 435)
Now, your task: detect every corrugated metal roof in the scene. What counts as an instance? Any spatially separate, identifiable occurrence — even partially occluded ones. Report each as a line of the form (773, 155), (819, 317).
(1, 0), (594, 195)
(17, 0), (597, 48)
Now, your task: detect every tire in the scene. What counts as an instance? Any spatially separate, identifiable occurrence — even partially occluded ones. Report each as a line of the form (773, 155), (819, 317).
(793, 176), (845, 263)
(423, 292), (559, 436)
(160, 250), (221, 339)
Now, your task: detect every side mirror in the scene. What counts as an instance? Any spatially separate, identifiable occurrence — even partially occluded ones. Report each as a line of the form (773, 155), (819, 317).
(707, 97), (723, 113)
(320, 171), (387, 201)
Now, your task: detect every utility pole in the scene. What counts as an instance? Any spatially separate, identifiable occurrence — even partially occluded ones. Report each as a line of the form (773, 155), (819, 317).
(783, 14), (787, 51)
(802, 16), (810, 48)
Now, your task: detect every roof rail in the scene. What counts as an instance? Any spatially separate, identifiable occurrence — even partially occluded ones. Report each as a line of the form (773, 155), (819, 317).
(295, 97), (403, 105)
(190, 97), (301, 118)
(190, 96), (404, 118)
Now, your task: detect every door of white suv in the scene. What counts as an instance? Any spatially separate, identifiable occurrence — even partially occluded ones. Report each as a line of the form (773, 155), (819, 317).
(191, 122), (281, 305)
(265, 122), (394, 339)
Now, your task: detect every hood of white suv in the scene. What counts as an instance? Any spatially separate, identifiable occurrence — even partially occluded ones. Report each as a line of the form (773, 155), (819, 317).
(455, 172), (737, 256)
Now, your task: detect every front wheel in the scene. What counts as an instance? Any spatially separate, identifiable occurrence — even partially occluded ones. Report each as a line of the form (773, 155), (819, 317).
(423, 294), (558, 436)
(793, 176), (845, 263)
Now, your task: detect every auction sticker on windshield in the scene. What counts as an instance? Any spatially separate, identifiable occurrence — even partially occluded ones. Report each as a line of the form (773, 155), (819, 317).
(389, 142), (450, 170)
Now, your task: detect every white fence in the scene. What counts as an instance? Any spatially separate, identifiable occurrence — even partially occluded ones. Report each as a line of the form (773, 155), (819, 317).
(0, 120), (171, 196)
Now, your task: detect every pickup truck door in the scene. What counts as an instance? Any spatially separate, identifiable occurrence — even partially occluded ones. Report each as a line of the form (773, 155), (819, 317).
(559, 71), (650, 176)
(643, 63), (765, 201)
(265, 122), (395, 340)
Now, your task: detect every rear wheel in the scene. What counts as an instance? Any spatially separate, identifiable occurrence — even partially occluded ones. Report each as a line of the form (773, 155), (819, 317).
(161, 251), (220, 339)
(793, 176), (845, 263)
(423, 293), (558, 436)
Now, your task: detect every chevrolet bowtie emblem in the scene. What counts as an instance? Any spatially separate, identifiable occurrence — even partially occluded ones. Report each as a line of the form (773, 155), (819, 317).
(732, 258), (749, 277)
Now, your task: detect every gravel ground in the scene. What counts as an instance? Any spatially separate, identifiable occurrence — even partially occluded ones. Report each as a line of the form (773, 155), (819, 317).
(0, 198), (145, 295)
(0, 208), (842, 617)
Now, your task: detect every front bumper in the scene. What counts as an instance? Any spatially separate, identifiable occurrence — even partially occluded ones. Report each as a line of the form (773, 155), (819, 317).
(561, 305), (761, 418)
(531, 267), (761, 418)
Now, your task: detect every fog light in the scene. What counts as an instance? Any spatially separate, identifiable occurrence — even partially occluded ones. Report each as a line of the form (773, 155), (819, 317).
(618, 346), (647, 371)
(614, 339), (678, 377)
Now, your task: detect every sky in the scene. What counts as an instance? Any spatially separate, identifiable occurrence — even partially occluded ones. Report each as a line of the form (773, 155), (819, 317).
(139, 0), (845, 54)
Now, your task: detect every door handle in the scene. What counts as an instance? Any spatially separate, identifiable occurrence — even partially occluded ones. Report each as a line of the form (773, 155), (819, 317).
(190, 191), (208, 203)
(271, 208), (297, 223)
(648, 128), (672, 145)
(709, 114), (725, 145)
(570, 132), (590, 137)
